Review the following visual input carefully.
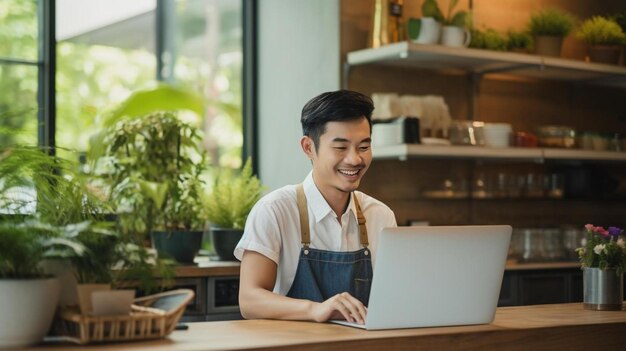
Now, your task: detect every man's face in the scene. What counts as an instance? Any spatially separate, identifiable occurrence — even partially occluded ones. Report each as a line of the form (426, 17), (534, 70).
(302, 117), (372, 196)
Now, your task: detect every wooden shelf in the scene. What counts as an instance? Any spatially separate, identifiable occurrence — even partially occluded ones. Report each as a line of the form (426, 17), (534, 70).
(373, 144), (626, 162)
(347, 42), (626, 87)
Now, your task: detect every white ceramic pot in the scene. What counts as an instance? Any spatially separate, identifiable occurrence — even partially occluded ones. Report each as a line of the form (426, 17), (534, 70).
(440, 26), (471, 47)
(483, 123), (512, 148)
(0, 278), (60, 348)
(412, 17), (441, 44)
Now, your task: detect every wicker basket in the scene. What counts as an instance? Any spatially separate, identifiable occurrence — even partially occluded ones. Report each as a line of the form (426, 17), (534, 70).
(53, 289), (194, 344)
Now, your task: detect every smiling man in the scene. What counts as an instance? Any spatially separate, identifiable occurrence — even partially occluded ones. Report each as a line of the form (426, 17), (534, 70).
(235, 90), (397, 325)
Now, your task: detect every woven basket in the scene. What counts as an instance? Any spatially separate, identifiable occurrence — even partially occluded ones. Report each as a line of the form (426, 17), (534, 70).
(53, 289), (194, 344)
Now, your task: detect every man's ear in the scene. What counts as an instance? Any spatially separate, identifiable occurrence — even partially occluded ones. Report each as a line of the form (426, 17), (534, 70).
(300, 136), (315, 159)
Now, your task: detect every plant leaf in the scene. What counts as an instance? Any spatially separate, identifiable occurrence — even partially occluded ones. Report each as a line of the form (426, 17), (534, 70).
(450, 11), (468, 27)
(137, 179), (169, 209)
(105, 84), (205, 127)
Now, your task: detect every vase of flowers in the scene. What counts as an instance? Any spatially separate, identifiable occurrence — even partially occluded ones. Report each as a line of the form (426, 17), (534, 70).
(576, 224), (625, 311)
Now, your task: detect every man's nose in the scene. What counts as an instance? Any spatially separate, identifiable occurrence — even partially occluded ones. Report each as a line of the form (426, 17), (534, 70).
(345, 147), (362, 165)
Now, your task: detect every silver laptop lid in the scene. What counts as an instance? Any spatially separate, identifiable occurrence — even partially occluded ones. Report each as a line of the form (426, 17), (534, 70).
(364, 225), (512, 330)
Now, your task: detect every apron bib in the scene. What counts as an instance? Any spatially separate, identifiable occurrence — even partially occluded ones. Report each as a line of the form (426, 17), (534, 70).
(286, 184), (373, 305)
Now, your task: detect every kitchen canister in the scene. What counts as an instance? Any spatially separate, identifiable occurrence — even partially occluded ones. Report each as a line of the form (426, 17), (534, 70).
(483, 123), (512, 148)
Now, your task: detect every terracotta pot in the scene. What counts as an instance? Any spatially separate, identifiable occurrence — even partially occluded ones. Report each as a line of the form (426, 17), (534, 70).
(534, 35), (563, 57)
(91, 289), (136, 316)
(76, 283), (111, 315)
(586, 45), (622, 65)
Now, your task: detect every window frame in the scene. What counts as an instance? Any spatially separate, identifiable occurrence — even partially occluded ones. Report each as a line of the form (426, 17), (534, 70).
(33, 0), (257, 169)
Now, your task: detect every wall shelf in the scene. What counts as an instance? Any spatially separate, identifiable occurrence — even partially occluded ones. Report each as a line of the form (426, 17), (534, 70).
(346, 42), (626, 87)
(373, 144), (626, 162)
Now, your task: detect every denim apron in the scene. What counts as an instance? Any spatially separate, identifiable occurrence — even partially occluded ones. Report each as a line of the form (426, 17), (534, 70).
(286, 184), (373, 306)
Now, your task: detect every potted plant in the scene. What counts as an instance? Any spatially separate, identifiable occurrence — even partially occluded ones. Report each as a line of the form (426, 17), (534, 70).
(0, 141), (173, 320)
(205, 159), (264, 261)
(506, 30), (534, 53)
(419, 0), (470, 47)
(576, 16), (626, 65)
(469, 28), (508, 51)
(94, 111), (209, 264)
(576, 224), (625, 311)
(527, 8), (575, 57)
(0, 145), (91, 347)
(62, 222), (175, 315)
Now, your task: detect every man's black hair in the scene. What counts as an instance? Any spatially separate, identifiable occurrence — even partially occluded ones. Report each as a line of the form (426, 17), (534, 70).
(300, 89), (374, 150)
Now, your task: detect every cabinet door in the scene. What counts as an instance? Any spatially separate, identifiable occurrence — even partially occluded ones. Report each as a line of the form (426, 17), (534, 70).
(498, 272), (519, 306)
(519, 273), (568, 305)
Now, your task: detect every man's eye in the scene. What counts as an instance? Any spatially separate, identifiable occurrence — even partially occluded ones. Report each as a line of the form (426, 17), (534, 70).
(334, 147), (347, 151)
(360, 146), (370, 151)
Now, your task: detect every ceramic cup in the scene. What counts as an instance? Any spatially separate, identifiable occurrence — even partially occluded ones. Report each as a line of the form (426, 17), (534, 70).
(412, 17), (441, 44)
(440, 26), (471, 47)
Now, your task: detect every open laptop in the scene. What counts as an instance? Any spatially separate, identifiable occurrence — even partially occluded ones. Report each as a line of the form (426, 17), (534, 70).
(330, 225), (512, 330)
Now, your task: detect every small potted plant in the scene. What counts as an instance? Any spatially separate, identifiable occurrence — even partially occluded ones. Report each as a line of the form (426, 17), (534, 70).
(469, 28), (508, 51)
(0, 145), (92, 347)
(576, 16), (626, 65)
(205, 158), (264, 261)
(506, 30), (534, 53)
(527, 8), (575, 57)
(0, 219), (89, 348)
(576, 224), (625, 311)
(418, 0), (471, 47)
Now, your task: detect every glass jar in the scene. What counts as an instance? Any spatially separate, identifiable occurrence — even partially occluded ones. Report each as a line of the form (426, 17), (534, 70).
(537, 126), (576, 148)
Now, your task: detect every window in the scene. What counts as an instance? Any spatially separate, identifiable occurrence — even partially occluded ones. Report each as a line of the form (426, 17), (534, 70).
(0, 0), (39, 146)
(2, 0), (245, 170)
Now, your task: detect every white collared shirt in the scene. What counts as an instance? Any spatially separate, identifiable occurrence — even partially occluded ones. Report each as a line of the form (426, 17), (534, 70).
(234, 172), (397, 295)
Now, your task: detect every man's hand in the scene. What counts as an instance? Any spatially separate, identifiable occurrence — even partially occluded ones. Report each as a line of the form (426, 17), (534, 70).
(310, 292), (367, 324)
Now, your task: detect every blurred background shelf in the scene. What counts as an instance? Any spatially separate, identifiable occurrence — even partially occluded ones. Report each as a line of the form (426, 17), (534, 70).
(373, 144), (626, 162)
(346, 42), (626, 87)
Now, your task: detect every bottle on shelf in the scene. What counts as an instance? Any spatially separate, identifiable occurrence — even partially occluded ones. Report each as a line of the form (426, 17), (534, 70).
(369, 0), (405, 48)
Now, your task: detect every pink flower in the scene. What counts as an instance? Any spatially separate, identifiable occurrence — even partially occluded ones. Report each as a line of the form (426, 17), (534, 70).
(585, 224), (595, 232)
(593, 226), (609, 237)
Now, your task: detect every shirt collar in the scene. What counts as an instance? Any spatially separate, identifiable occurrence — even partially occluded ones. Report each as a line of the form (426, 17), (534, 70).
(303, 171), (357, 223)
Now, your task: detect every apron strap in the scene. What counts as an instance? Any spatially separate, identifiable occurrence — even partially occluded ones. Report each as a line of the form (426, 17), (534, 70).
(296, 183), (369, 248)
(353, 192), (369, 248)
(296, 184), (310, 248)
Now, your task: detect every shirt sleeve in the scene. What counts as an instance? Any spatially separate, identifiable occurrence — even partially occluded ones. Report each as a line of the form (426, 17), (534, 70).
(233, 199), (282, 264)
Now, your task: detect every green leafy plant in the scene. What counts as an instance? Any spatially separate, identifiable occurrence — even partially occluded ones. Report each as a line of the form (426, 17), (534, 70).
(0, 142), (172, 290)
(0, 219), (86, 279)
(94, 111), (209, 236)
(421, 0), (469, 27)
(528, 8), (575, 37)
(469, 28), (508, 51)
(610, 12), (626, 35)
(205, 158), (264, 229)
(577, 224), (626, 275)
(576, 16), (626, 46)
(507, 30), (534, 51)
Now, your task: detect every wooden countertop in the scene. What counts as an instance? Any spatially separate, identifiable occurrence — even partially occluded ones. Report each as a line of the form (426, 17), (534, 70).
(29, 303), (625, 351)
(173, 260), (581, 278)
(175, 260), (240, 278)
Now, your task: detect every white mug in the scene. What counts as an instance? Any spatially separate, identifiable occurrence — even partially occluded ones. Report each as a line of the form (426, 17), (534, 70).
(413, 17), (441, 45)
(440, 26), (471, 47)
